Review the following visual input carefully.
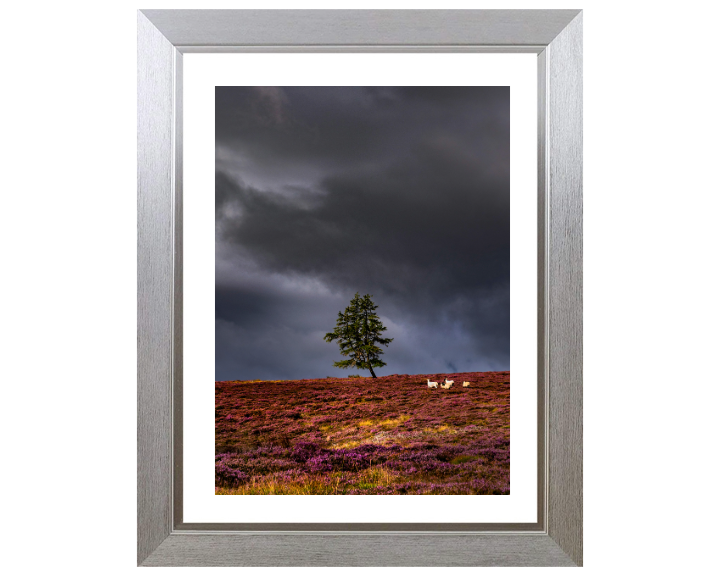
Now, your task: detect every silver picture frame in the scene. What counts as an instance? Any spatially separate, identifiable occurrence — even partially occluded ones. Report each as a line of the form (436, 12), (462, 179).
(138, 9), (582, 566)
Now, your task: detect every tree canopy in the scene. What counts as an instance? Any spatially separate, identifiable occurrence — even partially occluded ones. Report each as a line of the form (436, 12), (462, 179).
(323, 293), (393, 378)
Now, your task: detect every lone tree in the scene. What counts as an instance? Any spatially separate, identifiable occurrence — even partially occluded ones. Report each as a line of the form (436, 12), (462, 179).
(324, 292), (393, 378)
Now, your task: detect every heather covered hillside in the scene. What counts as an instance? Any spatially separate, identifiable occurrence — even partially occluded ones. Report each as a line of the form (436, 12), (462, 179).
(216, 371), (510, 495)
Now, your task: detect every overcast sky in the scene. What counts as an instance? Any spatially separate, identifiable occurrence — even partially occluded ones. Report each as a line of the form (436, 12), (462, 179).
(215, 86), (509, 381)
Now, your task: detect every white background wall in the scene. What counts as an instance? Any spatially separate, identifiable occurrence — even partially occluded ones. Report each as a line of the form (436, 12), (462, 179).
(1, 1), (718, 573)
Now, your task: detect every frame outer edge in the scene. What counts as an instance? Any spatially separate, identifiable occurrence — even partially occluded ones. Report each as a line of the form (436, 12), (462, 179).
(141, 9), (582, 47)
(546, 11), (583, 567)
(137, 8), (583, 567)
(137, 11), (175, 565)
(143, 533), (576, 567)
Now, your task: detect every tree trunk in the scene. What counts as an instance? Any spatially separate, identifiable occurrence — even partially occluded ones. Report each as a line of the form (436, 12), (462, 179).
(369, 366), (377, 378)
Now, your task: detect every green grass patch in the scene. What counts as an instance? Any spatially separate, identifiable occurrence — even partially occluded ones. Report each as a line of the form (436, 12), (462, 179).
(451, 455), (479, 465)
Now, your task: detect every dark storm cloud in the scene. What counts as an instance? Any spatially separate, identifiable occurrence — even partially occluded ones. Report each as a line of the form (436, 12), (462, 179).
(215, 86), (509, 380)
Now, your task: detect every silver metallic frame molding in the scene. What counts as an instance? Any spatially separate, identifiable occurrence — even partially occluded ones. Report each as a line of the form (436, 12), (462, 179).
(138, 9), (582, 567)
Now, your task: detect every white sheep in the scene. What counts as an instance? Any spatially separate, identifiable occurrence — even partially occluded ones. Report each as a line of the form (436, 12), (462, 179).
(462, 381), (471, 387)
(441, 379), (453, 389)
(427, 379), (438, 389)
